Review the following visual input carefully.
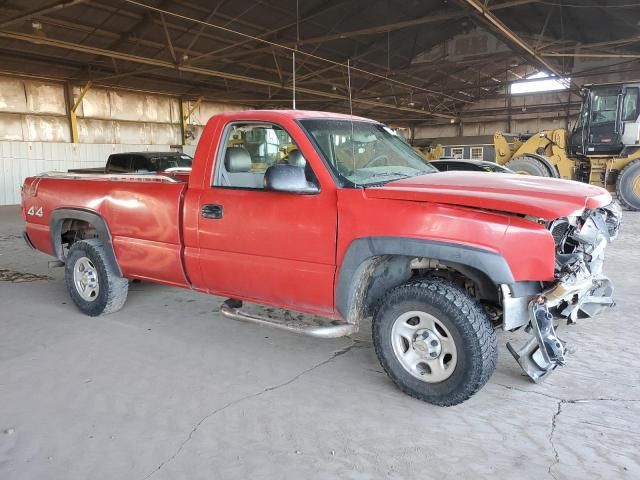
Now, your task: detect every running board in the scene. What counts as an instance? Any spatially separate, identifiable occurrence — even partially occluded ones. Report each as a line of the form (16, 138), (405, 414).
(219, 300), (356, 338)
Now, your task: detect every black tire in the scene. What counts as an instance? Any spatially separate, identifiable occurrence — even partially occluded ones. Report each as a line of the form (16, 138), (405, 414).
(372, 277), (497, 406)
(505, 155), (552, 177)
(616, 159), (640, 211)
(64, 239), (128, 316)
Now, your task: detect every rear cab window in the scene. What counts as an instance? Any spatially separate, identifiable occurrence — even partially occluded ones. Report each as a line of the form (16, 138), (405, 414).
(107, 155), (131, 172)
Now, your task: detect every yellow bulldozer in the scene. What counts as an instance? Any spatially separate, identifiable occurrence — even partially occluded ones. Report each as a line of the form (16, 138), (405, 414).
(493, 81), (640, 210)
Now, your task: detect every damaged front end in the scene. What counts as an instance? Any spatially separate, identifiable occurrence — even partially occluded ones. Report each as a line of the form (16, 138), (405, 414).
(506, 202), (622, 382)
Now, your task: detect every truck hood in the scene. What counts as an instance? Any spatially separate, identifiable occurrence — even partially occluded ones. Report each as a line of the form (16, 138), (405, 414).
(364, 172), (612, 220)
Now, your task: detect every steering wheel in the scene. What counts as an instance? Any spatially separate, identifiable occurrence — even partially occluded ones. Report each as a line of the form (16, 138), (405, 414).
(362, 154), (389, 168)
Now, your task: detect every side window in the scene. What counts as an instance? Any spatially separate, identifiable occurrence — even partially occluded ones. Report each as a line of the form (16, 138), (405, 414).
(622, 88), (639, 122)
(470, 146), (483, 160)
(131, 155), (150, 172)
(451, 147), (464, 159)
(108, 155), (130, 173)
(214, 122), (318, 189)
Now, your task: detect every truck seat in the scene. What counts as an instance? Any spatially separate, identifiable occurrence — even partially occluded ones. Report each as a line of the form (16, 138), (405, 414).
(222, 146), (264, 188)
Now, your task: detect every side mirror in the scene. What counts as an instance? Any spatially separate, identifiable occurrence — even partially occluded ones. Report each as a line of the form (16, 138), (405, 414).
(264, 164), (319, 194)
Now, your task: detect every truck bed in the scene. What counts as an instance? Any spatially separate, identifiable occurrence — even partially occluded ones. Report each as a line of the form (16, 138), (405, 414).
(22, 172), (190, 287)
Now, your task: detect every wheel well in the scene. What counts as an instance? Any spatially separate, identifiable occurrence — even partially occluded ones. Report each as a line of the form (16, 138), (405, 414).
(336, 237), (514, 326)
(49, 208), (122, 276)
(344, 255), (500, 324)
(59, 219), (99, 258)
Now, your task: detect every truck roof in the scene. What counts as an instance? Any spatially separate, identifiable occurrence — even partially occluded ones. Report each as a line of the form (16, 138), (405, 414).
(212, 109), (376, 123)
(109, 152), (188, 158)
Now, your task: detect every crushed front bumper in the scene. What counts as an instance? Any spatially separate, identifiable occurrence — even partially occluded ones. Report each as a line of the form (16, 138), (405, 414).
(505, 271), (615, 382)
(504, 202), (620, 382)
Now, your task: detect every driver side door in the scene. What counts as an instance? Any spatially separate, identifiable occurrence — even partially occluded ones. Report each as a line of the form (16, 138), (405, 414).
(196, 121), (338, 315)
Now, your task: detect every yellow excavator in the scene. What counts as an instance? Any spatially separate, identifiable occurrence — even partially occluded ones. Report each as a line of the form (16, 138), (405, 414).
(494, 81), (640, 210)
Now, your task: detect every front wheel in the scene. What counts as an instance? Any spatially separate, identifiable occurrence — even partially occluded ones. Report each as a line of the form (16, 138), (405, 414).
(64, 239), (128, 316)
(372, 278), (497, 406)
(616, 159), (640, 211)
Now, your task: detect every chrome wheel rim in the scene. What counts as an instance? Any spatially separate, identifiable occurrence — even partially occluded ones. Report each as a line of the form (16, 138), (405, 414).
(391, 311), (458, 383)
(73, 256), (99, 302)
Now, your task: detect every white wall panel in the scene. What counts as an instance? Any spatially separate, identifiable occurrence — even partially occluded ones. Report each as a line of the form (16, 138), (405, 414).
(0, 113), (24, 141)
(0, 77), (28, 112)
(78, 88), (110, 118)
(78, 118), (114, 143)
(23, 115), (70, 142)
(25, 81), (66, 115)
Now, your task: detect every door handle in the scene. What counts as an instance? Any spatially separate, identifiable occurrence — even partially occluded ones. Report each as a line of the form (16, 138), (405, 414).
(201, 204), (224, 219)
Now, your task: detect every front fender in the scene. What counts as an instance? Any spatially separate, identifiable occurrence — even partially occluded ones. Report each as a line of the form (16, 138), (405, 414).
(335, 237), (516, 321)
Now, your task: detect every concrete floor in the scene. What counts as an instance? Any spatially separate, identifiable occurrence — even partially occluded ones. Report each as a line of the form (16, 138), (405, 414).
(1, 205), (639, 480)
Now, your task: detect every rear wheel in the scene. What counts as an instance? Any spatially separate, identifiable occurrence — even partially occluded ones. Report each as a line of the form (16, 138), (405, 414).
(616, 159), (640, 211)
(505, 155), (552, 177)
(64, 239), (128, 316)
(372, 278), (497, 406)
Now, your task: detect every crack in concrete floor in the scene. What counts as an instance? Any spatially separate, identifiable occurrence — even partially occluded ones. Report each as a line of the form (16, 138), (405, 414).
(494, 382), (640, 479)
(143, 344), (640, 480)
(143, 339), (361, 479)
(548, 400), (563, 480)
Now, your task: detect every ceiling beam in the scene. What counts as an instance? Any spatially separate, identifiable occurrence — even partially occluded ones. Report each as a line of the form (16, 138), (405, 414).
(296, 0), (537, 46)
(0, 0), (87, 29)
(0, 30), (455, 119)
(455, 0), (567, 79)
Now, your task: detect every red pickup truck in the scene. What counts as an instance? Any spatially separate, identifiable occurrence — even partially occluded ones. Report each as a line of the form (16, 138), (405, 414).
(21, 110), (621, 406)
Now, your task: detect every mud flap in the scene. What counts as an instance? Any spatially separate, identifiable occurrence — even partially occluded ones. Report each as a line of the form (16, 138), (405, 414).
(506, 298), (566, 383)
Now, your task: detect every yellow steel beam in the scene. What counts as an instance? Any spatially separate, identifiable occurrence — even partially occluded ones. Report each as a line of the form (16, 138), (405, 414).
(181, 96), (204, 145)
(69, 80), (92, 143)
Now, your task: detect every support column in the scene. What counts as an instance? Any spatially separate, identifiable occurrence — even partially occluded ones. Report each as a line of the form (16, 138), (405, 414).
(67, 80), (92, 144)
(181, 96), (203, 145)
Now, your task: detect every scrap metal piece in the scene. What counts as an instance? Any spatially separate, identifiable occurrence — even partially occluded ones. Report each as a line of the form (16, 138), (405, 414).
(506, 297), (566, 383)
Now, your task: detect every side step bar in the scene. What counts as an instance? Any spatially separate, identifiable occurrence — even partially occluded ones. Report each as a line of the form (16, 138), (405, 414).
(219, 300), (357, 339)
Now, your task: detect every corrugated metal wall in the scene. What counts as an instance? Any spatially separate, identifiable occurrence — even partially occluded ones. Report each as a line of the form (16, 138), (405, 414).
(0, 142), (178, 205)
(0, 74), (250, 205)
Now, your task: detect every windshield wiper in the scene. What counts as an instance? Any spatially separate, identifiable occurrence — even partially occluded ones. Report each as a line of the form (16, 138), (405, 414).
(366, 171), (415, 179)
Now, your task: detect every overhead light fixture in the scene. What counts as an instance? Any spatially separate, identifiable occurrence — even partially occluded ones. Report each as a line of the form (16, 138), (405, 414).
(31, 20), (46, 39)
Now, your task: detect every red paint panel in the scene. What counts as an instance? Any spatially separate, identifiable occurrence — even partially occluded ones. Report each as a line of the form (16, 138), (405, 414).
(22, 176), (188, 286)
(198, 248), (336, 316)
(336, 189), (556, 282)
(113, 237), (188, 287)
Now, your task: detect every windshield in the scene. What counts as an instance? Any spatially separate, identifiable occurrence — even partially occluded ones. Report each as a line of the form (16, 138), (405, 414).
(299, 119), (437, 186)
(590, 86), (620, 125)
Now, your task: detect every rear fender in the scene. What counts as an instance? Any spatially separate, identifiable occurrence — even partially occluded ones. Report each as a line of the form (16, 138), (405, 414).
(49, 208), (122, 276)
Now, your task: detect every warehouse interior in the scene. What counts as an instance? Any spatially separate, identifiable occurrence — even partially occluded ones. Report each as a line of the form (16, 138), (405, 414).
(1, 0), (639, 203)
(1, 1), (639, 479)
